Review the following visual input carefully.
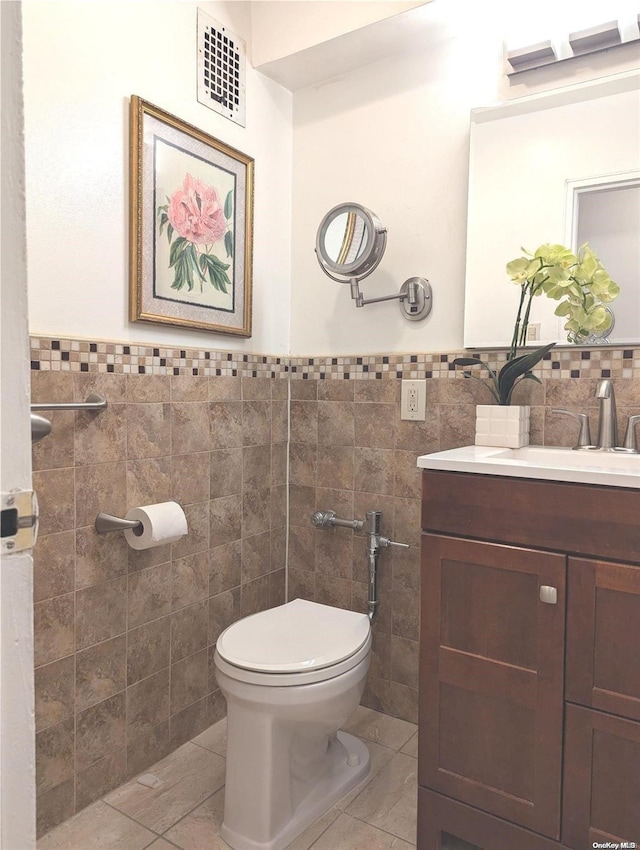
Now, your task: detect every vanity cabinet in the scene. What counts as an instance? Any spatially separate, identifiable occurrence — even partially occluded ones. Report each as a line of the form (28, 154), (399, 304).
(419, 470), (640, 850)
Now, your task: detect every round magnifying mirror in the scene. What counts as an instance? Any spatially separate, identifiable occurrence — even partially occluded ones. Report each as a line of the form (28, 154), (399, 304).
(315, 203), (387, 281)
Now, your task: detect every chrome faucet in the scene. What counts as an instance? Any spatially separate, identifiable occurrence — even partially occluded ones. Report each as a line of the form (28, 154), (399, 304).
(553, 380), (640, 453)
(595, 379), (618, 450)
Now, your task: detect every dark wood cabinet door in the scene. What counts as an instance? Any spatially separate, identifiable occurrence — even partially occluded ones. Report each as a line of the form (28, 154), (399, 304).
(418, 787), (569, 850)
(562, 704), (640, 849)
(419, 534), (566, 839)
(566, 557), (640, 721)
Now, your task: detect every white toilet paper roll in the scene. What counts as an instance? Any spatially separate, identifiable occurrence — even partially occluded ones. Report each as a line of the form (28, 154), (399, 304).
(123, 501), (188, 550)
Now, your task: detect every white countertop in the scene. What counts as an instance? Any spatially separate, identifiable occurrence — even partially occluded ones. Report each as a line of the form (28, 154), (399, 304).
(417, 444), (640, 489)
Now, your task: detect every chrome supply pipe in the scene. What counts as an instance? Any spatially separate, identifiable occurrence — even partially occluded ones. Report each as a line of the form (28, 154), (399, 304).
(311, 508), (409, 622)
(364, 510), (409, 622)
(311, 510), (363, 532)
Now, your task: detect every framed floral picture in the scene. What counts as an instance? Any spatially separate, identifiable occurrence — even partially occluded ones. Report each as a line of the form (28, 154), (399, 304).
(129, 96), (254, 336)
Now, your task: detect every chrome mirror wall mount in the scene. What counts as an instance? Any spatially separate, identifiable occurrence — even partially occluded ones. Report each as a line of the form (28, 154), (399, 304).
(315, 203), (432, 322)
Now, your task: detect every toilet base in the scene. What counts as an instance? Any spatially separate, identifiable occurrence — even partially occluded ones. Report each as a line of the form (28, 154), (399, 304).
(220, 731), (370, 850)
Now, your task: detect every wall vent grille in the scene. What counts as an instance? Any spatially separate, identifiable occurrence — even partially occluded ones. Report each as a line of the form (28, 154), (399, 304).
(197, 8), (246, 127)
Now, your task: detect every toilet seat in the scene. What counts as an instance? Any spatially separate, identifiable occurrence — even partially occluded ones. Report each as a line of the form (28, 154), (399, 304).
(215, 598), (371, 687)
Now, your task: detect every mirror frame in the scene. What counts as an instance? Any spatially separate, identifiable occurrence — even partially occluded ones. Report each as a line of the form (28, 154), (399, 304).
(315, 203), (387, 281)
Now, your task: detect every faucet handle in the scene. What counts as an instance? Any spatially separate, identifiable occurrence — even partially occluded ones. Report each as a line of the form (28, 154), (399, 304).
(551, 409), (594, 449)
(622, 415), (640, 452)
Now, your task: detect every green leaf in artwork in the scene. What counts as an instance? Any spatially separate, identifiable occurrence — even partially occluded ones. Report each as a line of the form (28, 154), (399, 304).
(200, 252), (231, 294)
(185, 244), (206, 284)
(171, 256), (185, 290)
(224, 190), (233, 219)
(208, 254), (230, 271)
(169, 237), (188, 267)
(224, 230), (234, 258)
(167, 223), (174, 244)
(170, 249), (196, 292)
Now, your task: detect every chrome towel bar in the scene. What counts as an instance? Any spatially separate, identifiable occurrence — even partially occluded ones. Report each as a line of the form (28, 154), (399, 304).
(31, 392), (108, 411)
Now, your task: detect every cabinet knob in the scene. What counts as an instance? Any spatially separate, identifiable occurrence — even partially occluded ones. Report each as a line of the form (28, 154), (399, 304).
(539, 585), (558, 604)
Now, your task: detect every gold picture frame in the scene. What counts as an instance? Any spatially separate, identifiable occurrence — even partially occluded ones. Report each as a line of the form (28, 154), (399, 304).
(129, 96), (254, 337)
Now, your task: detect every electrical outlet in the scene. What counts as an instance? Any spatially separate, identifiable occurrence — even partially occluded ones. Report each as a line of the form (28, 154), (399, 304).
(401, 379), (426, 421)
(526, 323), (541, 341)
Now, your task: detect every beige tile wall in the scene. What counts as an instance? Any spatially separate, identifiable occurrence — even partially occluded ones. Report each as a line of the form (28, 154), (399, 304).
(31, 369), (287, 837)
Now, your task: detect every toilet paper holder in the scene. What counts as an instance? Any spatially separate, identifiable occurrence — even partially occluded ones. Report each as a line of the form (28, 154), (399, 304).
(95, 512), (142, 535)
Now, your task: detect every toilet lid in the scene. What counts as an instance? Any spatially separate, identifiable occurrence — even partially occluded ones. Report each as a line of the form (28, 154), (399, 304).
(216, 598), (370, 673)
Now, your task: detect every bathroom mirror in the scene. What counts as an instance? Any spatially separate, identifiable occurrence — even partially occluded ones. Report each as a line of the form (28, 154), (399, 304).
(315, 202), (433, 321)
(463, 70), (640, 349)
(316, 203), (387, 280)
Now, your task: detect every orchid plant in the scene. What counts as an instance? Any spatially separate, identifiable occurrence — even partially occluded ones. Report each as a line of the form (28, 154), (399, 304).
(454, 243), (619, 405)
(506, 242), (619, 346)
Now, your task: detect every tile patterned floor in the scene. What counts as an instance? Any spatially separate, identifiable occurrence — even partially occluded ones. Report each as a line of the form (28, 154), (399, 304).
(37, 707), (418, 850)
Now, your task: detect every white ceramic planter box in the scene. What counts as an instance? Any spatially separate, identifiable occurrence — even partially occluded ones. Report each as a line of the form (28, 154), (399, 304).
(475, 404), (530, 448)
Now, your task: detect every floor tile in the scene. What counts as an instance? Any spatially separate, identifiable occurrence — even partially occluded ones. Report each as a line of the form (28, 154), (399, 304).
(163, 788), (230, 849)
(146, 841), (181, 849)
(311, 812), (414, 849)
(345, 752), (417, 844)
(36, 800), (156, 850)
(343, 706), (417, 751)
(191, 717), (227, 757)
(104, 742), (225, 834)
(400, 731), (418, 758)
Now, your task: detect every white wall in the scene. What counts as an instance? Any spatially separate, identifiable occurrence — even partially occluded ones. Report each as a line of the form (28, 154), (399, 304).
(290, 1), (503, 355)
(250, 0), (429, 67)
(289, 0), (640, 356)
(23, 1), (292, 355)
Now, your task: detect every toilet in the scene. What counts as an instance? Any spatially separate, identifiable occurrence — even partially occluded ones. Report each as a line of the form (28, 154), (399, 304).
(214, 598), (372, 850)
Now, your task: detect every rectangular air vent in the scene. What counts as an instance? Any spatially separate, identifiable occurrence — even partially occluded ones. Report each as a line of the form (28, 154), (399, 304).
(197, 8), (246, 127)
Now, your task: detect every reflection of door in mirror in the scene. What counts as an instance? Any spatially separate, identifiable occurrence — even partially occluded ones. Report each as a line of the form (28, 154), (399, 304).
(324, 212), (368, 265)
(575, 181), (640, 344)
(463, 70), (640, 349)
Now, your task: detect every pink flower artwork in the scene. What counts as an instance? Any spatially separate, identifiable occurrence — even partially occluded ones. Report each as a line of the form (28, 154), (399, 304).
(157, 173), (234, 295)
(167, 174), (226, 245)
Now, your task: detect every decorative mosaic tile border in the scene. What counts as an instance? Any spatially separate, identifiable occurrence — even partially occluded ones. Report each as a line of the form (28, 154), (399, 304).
(29, 337), (287, 379)
(29, 337), (640, 380)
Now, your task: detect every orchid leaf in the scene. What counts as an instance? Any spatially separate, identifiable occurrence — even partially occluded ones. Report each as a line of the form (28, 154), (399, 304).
(461, 371), (500, 404)
(497, 342), (555, 404)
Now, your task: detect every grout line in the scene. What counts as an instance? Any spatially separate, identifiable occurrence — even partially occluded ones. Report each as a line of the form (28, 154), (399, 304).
(303, 808), (342, 849)
(284, 376), (291, 602)
(154, 787), (224, 842)
(100, 799), (166, 840)
(345, 810), (417, 846)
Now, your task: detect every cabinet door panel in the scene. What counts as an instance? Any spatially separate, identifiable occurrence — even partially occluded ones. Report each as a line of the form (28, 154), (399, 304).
(562, 704), (640, 849)
(418, 787), (569, 850)
(566, 558), (640, 720)
(419, 534), (565, 839)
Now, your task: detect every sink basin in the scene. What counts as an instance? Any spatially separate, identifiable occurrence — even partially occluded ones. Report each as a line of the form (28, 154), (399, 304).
(417, 444), (640, 488)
